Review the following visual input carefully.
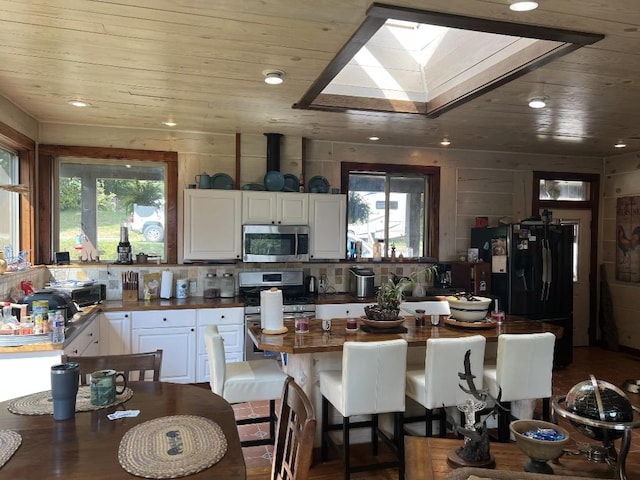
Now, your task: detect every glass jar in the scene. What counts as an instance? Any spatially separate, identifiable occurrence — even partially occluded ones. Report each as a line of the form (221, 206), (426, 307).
(203, 273), (219, 299)
(219, 273), (235, 298)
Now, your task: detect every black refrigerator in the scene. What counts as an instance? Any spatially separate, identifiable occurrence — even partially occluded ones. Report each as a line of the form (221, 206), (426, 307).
(471, 223), (574, 368)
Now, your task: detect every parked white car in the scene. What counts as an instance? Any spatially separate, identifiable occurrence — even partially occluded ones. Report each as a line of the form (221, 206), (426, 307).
(129, 204), (164, 242)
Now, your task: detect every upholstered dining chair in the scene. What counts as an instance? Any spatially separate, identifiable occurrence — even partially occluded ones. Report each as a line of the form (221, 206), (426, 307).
(482, 332), (556, 442)
(404, 335), (486, 437)
(271, 376), (316, 480)
(204, 324), (287, 447)
(61, 349), (163, 385)
(319, 339), (408, 480)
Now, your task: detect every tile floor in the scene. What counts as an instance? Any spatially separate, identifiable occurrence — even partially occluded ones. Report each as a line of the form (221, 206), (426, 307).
(230, 346), (640, 470)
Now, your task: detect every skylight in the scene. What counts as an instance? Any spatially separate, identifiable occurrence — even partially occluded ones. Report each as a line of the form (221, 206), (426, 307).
(294, 4), (603, 118)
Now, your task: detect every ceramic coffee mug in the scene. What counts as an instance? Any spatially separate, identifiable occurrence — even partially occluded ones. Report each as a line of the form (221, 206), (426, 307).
(90, 369), (127, 406)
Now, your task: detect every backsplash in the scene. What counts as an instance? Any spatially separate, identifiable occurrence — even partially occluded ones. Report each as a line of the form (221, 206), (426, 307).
(46, 261), (437, 300)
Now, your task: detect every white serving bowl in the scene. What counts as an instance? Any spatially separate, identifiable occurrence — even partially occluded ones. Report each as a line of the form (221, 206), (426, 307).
(446, 295), (492, 322)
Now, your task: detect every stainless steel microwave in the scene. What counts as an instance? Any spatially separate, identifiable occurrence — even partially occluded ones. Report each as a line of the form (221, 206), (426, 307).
(242, 224), (310, 262)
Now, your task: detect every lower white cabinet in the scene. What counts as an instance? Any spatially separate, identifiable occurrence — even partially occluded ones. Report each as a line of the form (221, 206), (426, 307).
(131, 309), (196, 383)
(315, 303), (366, 319)
(196, 307), (244, 383)
(65, 318), (100, 356)
(99, 311), (131, 355)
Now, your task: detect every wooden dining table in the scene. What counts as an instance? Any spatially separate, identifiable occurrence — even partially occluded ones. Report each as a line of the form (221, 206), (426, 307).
(0, 381), (246, 479)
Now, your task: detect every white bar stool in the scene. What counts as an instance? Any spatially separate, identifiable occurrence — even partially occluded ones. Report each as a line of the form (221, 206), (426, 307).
(319, 339), (408, 480)
(405, 335), (486, 437)
(483, 332), (556, 442)
(204, 324), (287, 447)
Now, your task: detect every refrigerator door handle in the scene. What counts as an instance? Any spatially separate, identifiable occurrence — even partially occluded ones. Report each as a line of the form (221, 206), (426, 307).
(545, 239), (552, 301)
(540, 239), (548, 301)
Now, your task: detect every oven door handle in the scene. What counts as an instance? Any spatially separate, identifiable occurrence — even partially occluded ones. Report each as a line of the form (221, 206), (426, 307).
(294, 232), (299, 256)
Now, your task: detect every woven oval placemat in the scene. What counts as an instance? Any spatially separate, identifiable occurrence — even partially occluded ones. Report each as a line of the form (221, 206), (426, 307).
(7, 386), (134, 415)
(0, 430), (21, 469)
(118, 415), (227, 479)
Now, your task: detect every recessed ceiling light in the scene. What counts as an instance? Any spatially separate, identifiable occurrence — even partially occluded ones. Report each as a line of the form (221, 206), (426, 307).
(509, 1), (539, 12)
(614, 141), (627, 148)
(440, 138), (451, 146)
(162, 121), (177, 127)
(528, 96), (547, 109)
(369, 136), (380, 141)
(68, 100), (90, 107)
(263, 69), (285, 85)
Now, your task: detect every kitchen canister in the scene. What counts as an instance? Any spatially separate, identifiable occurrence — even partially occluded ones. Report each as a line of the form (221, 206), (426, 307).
(219, 273), (235, 298)
(176, 278), (188, 298)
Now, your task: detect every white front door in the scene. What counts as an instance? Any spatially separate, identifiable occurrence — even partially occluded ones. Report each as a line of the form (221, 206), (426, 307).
(546, 209), (592, 346)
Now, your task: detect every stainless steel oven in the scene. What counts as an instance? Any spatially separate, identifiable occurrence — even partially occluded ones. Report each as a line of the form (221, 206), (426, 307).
(242, 224), (310, 263)
(240, 270), (315, 361)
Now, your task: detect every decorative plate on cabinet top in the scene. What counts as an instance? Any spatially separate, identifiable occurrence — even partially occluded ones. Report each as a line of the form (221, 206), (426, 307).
(210, 173), (234, 189)
(282, 174), (299, 192)
(264, 170), (285, 191)
(242, 183), (266, 191)
(308, 175), (330, 193)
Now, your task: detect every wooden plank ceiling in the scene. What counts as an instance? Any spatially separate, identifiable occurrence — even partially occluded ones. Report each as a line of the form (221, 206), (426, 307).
(0, 0), (638, 157)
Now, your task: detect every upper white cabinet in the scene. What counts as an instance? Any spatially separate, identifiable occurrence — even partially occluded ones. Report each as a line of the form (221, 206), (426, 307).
(184, 189), (242, 260)
(308, 194), (347, 260)
(242, 191), (308, 225)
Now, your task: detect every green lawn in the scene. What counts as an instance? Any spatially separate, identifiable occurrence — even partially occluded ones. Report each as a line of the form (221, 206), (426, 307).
(59, 210), (164, 262)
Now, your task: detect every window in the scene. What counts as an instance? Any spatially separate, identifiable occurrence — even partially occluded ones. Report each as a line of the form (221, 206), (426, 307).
(539, 179), (589, 201)
(342, 162), (439, 259)
(0, 146), (20, 251)
(56, 158), (166, 262)
(38, 146), (178, 265)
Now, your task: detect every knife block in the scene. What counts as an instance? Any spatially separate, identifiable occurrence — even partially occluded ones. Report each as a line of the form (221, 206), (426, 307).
(122, 290), (138, 303)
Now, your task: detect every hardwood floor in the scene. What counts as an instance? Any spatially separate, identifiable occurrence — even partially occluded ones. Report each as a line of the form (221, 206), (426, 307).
(228, 346), (640, 480)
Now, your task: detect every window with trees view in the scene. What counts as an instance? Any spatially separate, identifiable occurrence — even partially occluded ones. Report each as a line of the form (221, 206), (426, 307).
(0, 146), (20, 252)
(342, 162), (440, 259)
(38, 145), (178, 265)
(57, 159), (166, 262)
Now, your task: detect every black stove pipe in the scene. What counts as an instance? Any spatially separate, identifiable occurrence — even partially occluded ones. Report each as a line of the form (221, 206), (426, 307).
(264, 133), (283, 172)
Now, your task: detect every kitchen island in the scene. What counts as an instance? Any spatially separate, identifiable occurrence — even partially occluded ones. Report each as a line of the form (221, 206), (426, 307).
(248, 315), (564, 445)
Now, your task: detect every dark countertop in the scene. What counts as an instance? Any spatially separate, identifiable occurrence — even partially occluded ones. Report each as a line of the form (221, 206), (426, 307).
(315, 293), (450, 304)
(100, 296), (244, 312)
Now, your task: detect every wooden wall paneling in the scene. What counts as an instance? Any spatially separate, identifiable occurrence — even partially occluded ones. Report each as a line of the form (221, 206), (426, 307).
(235, 133), (241, 189)
(604, 170), (640, 196)
(438, 166), (457, 261)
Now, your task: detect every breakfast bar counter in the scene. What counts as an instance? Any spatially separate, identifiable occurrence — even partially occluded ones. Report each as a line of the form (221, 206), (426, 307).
(247, 315), (564, 354)
(248, 315), (563, 446)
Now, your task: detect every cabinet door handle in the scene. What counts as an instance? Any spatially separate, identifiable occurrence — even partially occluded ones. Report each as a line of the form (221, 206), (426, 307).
(73, 349), (79, 354)
(125, 314), (129, 318)
(221, 315), (225, 319)
(163, 318), (167, 322)
(88, 332), (93, 337)
(190, 328), (194, 332)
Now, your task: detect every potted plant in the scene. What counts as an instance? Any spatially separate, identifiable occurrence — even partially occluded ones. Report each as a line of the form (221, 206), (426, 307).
(364, 265), (438, 320)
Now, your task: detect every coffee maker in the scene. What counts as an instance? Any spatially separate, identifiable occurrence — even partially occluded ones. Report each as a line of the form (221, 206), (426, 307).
(434, 263), (452, 289)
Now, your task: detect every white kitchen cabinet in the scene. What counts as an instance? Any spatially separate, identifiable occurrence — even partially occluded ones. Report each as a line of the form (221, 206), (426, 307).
(196, 307), (244, 383)
(308, 193), (347, 260)
(184, 189), (242, 260)
(242, 191), (308, 225)
(99, 311), (131, 355)
(65, 317), (100, 356)
(316, 303), (367, 319)
(131, 309), (197, 383)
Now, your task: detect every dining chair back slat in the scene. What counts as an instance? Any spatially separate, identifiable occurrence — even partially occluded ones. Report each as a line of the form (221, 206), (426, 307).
(271, 377), (316, 480)
(61, 349), (163, 385)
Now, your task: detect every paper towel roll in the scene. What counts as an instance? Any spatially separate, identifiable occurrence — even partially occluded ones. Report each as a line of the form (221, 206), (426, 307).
(160, 270), (173, 299)
(260, 288), (283, 331)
